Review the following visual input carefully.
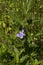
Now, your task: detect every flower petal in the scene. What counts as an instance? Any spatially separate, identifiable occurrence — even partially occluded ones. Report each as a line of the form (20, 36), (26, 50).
(16, 34), (20, 37)
(19, 36), (23, 39)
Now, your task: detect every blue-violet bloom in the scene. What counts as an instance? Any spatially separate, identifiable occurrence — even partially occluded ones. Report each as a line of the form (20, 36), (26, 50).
(16, 29), (25, 39)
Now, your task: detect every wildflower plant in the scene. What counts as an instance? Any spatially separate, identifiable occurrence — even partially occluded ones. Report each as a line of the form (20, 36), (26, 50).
(0, 0), (43, 65)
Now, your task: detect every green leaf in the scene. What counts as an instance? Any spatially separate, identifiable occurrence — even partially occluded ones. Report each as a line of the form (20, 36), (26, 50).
(14, 47), (19, 64)
(19, 49), (25, 56)
(20, 55), (29, 63)
(26, 61), (29, 65)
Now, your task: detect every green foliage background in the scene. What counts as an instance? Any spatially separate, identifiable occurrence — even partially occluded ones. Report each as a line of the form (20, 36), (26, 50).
(0, 0), (43, 65)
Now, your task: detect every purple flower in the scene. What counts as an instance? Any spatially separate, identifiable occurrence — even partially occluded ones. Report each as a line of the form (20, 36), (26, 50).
(16, 29), (25, 39)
